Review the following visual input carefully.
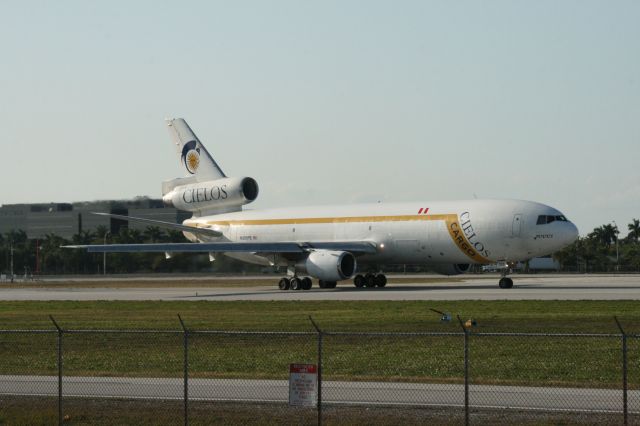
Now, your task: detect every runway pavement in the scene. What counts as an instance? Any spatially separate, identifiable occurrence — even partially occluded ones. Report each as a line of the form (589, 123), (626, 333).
(1, 275), (640, 301)
(0, 375), (635, 413)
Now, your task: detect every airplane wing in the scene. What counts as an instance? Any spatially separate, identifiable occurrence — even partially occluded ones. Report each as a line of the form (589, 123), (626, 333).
(63, 241), (378, 255)
(92, 212), (223, 238)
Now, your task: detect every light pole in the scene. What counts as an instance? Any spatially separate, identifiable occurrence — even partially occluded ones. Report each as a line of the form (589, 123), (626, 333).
(613, 220), (619, 271)
(103, 231), (110, 275)
(9, 242), (14, 283)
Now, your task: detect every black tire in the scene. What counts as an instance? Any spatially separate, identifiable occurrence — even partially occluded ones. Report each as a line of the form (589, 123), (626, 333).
(364, 273), (376, 287)
(354, 274), (365, 288)
(278, 278), (290, 290)
(302, 277), (312, 290)
(498, 277), (514, 289)
(290, 277), (302, 290)
(327, 281), (337, 288)
(374, 274), (387, 287)
(318, 280), (326, 289)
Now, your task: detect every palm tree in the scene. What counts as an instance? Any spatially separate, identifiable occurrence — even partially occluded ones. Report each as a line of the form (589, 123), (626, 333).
(94, 225), (110, 240)
(604, 223), (619, 243)
(628, 219), (640, 243)
(5, 229), (28, 245)
(71, 230), (96, 245)
(143, 226), (164, 243)
(588, 226), (609, 246)
(41, 233), (67, 274)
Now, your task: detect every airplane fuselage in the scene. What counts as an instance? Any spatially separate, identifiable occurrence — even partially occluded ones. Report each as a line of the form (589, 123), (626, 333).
(183, 199), (578, 269)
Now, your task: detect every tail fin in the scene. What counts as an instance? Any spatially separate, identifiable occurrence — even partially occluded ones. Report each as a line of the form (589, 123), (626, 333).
(166, 118), (226, 182)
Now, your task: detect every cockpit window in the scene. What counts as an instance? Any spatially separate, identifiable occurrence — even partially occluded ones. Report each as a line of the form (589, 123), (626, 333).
(537, 215), (569, 225)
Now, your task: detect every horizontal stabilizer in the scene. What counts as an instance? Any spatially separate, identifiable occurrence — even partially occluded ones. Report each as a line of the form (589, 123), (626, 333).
(91, 212), (223, 238)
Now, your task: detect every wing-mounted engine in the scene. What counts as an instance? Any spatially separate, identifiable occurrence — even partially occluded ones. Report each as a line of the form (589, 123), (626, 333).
(297, 250), (357, 282)
(163, 176), (259, 215)
(430, 263), (470, 276)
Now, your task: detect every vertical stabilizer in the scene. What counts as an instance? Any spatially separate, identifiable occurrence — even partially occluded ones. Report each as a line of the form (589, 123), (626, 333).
(166, 118), (226, 182)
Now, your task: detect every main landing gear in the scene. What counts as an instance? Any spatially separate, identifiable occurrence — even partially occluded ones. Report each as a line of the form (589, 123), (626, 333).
(278, 277), (313, 291)
(353, 273), (387, 288)
(276, 274), (388, 291)
(318, 280), (337, 289)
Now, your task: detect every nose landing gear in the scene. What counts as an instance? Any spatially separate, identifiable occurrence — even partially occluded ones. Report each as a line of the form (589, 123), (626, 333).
(498, 277), (513, 289)
(498, 262), (515, 289)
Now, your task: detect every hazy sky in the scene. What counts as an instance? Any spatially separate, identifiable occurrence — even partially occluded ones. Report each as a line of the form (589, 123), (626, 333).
(1, 1), (638, 235)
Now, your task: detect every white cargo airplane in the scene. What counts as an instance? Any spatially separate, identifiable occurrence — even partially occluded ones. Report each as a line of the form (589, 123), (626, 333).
(69, 119), (578, 290)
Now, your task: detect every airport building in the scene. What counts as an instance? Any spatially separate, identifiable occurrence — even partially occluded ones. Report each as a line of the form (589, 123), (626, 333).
(0, 197), (190, 239)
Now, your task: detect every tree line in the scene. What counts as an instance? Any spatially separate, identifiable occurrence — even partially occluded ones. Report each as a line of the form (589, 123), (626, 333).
(0, 226), (254, 276)
(553, 219), (640, 272)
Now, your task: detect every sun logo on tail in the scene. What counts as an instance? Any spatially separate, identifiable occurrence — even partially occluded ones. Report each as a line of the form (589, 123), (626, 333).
(181, 141), (200, 174)
(186, 150), (200, 173)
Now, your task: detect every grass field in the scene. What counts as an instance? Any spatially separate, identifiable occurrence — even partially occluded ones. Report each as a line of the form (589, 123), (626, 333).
(0, 299), (638, 332)
(0, 300), (639, 388)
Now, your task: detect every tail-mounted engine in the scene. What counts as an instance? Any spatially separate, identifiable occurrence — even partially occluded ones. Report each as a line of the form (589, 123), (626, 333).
(162, 176), (259, 214)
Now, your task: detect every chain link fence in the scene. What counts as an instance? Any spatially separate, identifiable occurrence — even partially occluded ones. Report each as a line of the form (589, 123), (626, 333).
(0, 317), (638, 425)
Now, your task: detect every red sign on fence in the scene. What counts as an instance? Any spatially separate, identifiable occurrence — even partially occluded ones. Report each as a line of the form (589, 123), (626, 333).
(289, 363), (317, 407)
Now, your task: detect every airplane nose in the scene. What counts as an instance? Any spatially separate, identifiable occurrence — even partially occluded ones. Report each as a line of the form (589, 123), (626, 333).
(563, 222), (579, 246)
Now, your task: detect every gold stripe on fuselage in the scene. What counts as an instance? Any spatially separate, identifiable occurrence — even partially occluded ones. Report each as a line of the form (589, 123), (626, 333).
(195, 214), (492, 264)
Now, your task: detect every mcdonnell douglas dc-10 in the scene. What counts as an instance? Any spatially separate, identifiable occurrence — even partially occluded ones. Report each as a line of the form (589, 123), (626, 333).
(68, 119), (579, 290)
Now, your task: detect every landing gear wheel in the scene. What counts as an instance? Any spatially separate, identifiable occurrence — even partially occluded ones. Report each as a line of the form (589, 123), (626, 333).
(318, 280), (336, 289)
(302, 277), (312, 290)
(364, 273), (376, 288)
(374, 274), (387, 287)
(290, 277), (302, 290)
(354, 274), (365, 288)
(498, 277), (513, 289)
(278, 278), (290, 290)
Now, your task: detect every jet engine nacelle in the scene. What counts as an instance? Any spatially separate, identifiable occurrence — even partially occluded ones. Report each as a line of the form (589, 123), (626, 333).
(163, 177), (259, 213)
(430, 263), (471, 276)
(299, 250), (357, 282)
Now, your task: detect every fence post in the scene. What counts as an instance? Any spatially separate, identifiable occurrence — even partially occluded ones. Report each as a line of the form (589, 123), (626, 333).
(614, 316), (628, 426)
(457, 316), (469, 426)
(49, 315), (63, 426)
(309, 316), (323, 426)
(178, 314), (189, 426)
